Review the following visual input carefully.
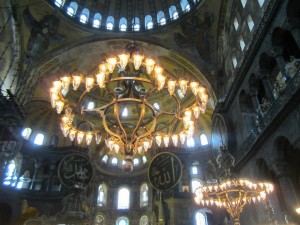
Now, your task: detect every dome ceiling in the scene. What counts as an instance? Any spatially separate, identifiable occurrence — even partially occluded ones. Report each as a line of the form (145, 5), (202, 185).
(50, 0), (204, 32)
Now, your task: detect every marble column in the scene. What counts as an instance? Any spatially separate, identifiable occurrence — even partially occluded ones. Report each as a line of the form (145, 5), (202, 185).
(258, 69), (275, 101)
(30, 160), (41, 190)
(46, 163), (56, 192)
(247, 87), (264, 132)
(272, 160), (300, 222)
(271, 47), (289, 79)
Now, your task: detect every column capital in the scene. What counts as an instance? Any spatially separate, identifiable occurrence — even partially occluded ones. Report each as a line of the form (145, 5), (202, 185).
(271, 46), (284, 57)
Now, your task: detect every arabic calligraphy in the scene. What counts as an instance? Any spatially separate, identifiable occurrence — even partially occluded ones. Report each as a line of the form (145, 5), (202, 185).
(58, 154), (93, 189)
(148, 152), (182, 191)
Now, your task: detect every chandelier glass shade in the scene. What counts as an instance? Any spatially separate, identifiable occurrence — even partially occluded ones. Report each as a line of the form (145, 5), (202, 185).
(49, 42), (208, 157)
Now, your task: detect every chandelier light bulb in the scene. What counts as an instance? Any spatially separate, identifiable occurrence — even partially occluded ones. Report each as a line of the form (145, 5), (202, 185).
(77, 131), (85, 144)
(56, 100), (65, 114)
(114, 144), (120, 153)
(52, 80), (62, 91)
(179, 132), (186, 145)
(85, 76), (94, 92)
(171, 134), (179, 147)
(86, 132), (93, 145)
(155, 134), (162, 146)
(106, 57), (117, 73)
(69, 129), (76, 141)
(167, 80), (176, 95)
(163, 135), (170, 147)
(190, 81), (199, 96)
(154, 65), (163, 76)
(183, 116), (191, 128)
(60, 123), (69, 137)
(143, 140), (150, 151)
(96, 72), (106, 88)
(50, 93), (59, 108)
(72, 75), (83, 90)
(179, 79), (188, 95)
(98, 63), (107, 72)
(60, 76), (71, 91)
(156, 73), (166, 90)
(192, 105), (200, 118)
(145, 58), (155, 74)
(133, 52), (144, 70)
(118, 52), (130, 70)
(95, 133), (102, 144)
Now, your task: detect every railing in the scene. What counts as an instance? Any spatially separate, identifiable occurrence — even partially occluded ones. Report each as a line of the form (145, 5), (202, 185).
(235, 69), (300, 164)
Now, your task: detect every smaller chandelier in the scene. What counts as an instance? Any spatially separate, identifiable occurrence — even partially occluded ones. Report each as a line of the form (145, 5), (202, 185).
(194, 145), (274, 225)
(49, 42), (208, 158)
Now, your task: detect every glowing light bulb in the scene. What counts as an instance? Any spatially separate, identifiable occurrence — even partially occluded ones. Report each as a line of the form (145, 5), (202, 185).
(179, 79), (188, 95)
(72, 75), (83, 90)
(145, 58), (155, 74)
(95, 133), (102, 144)
(190, 81), (199, 95)
(69, 129), (76, 141)
(106, 57), (117, 73)
(163, 135), (170, 147)
(171, 134), (179, 147)
(179, 132), (186, 145)
(86, 132), (93, 145)
(156, 73), (166, 90)
(118, 52), (130, 70)
(56, 100), (65, 114)
(155, 135), (162, 146)
(98, 63), (107, 72)
(193, 105), (201, 119)
(85, 77), (94, 92)
(60, 76), (71, 91)
(167, 80), (176, 95)
(96, 72), (106, 88)
(133, 52), (144, 70)
(77, 132), (85, 144)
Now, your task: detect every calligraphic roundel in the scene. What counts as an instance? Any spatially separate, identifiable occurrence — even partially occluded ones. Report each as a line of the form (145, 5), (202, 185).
(58, 154), (93, 189)
(148, 152), (182, 191)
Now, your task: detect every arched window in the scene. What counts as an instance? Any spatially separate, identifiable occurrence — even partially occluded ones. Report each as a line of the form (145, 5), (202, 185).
(232, 56), (238, 68)
(66, 2), (78, 17)
(116, 217), (129, 225)
(50, 135), (59, 147)
(241, 0), (247, 8)
(118, 187), (130, 209)
(247, 15), (254, 31)
(54, 0), (65, 7)
(169, 6), (178, 20)
(21, 127), (32, 140)
(87, 101), (95, 109)
(142, 156), (147, 164)
(195, 211), (207, 225)
(180, 0), (190, 12)
(106, 16), (114, 30)
(257, 0), (265, 7)
(200, 134), (208, 145)
(80, 8), (90, 24)
(192, 165), (198, 175)
(191, 178), (202, 193)
(2, 160), (17, 186)
(93, 13), (102, 28)
(157, 11), (166, 25)
(233, 17), (239, 31)
(133, 158), (139, 166)
(140, 183), (148, 207)
(111, 157), (118, 166)
(139, 215), (148, 225)
(122, 107), (128, 117)
(98, 183), (108, 206)
(153, 103), (160, 110)
(187, 137), (195, 148)
(145, 15), (153, 30)
(102, 155), (108, 163)
(34, 133), (44, 145)
(132, 17), (140, 31)
(119, 17), (127, 31)
(239, 36), (245, 50)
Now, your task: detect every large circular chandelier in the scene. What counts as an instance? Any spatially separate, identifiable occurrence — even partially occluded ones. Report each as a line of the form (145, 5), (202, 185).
(194, 145), (274, 225)
(49, 42), (208, 158)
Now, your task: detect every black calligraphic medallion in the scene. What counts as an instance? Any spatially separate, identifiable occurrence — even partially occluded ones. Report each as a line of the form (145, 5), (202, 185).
(58, 154), (93, 189)
(148, 152), (182, 191)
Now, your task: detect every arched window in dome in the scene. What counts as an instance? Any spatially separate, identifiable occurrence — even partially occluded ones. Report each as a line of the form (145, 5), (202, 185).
(87, 101), (95, 109)
(66, 2), (78, 17)
(111, 157), (118, 166)
(21, 127), (32, 140)
(191, 178), (202, 193)
(232, 56), (238, 68)
(116, 217), (129, 225)
(145, 15), (153, 30)
(118, 187), (130, 209)
(106, 16), (114, 30)
(140, 183), (148, 207)
(192, 162), (199, 175)
(239, 36), (246, 50)
(54, 0), (65, 7)
(139, 215), (148, 225)
(34, 133), (44, 145)
(195, 211), (207, 225)
(133, 158), (139, 166)
(241, 0), (247, 8)
(142, 156), (147, 164)
(119, 17), (127, 31)
(102, 155), (108, 163)
(98, 183), (108, 206)
(187, 137), (195, 148)
(169, 6), (178, 20)
(80, 8), (90, 24)
(157, 11), (166, 25)
(132, 17), (140, 31)
(233, 17), (239, 31)
(93, 13), (102, 28)
(180, 0), (190, 12)
(247, 15), (254, 31)
(2, 160), (17, 186)
(200, 134), (208, 145)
